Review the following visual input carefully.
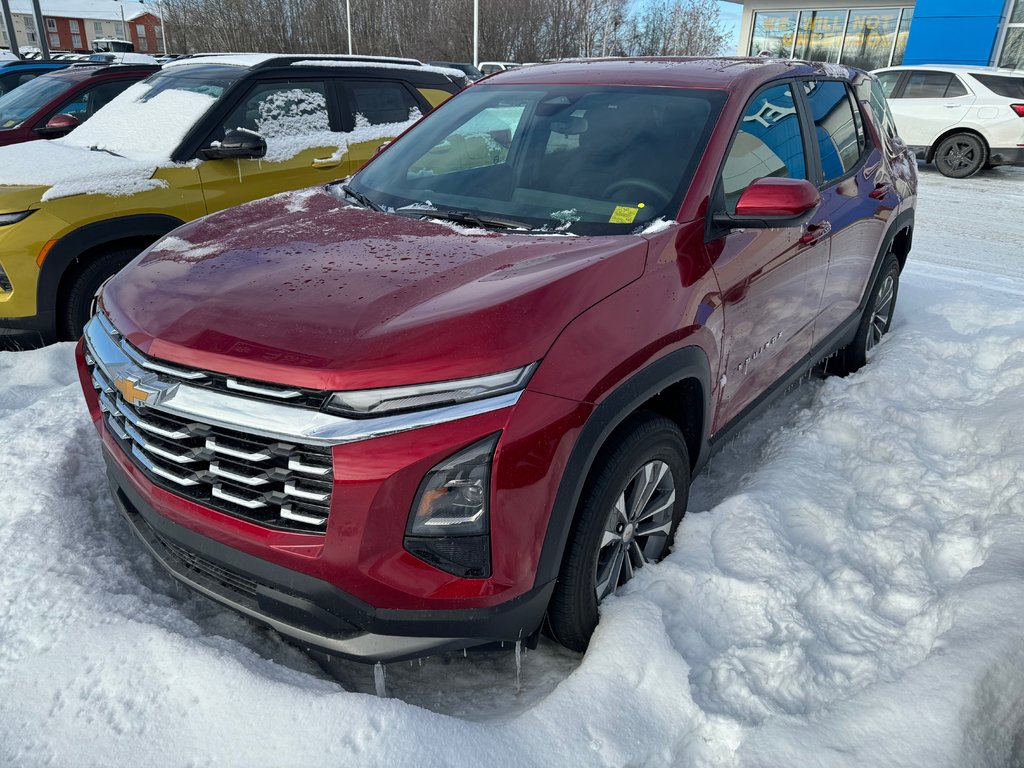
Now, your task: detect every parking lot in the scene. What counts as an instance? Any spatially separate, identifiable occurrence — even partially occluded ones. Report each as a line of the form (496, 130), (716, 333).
(0, 162), (1021, 767)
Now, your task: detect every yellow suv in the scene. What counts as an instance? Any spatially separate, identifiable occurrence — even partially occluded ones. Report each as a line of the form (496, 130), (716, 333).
(0, 54), (463, 347)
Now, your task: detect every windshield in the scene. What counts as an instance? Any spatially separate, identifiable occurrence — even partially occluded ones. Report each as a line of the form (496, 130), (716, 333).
(349, 84), (726, 235)
(60, 65), (244, 162)
(0, 73), (76, 130)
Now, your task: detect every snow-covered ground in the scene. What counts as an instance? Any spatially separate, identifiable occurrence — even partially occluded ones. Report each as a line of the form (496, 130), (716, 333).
(2, 166), (1023, 767)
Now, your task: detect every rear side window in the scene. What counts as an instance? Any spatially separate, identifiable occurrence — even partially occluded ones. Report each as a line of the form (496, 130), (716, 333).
(875, 71), (902, 97)
(805, 80), (863, 184)
(867, 77), (899, 140)
(721, 83), (806, 213)
(972, 74), (1024, 98)
(345, 81), (420, 126)
(902, 71), (968, 98)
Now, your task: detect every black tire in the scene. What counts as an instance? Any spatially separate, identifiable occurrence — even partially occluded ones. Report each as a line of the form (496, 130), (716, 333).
(833, 253), (900, 376)
(934, 133), (986, 179)
(547, 412), (690, 652)
(60, 248), (140, 340)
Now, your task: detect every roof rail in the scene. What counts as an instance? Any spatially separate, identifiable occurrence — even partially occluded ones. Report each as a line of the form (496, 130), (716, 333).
(253, 54), (424, 69)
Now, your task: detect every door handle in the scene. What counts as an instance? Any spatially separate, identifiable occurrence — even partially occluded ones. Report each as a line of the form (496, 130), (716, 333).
(944, 103), (963, 108)
(311, 155), (342, 169)
(800, 220), (831, 245)
(869, 182), (893, 200)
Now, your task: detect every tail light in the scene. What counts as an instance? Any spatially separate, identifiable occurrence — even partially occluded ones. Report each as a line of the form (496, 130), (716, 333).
(1011, 104), (1024, 117)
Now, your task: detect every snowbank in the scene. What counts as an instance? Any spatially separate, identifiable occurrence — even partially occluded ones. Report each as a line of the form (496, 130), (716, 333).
(0, 168), (1023, 767)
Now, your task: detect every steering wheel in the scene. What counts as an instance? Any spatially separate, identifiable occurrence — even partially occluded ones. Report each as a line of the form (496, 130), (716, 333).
(603, 178), (672, 206)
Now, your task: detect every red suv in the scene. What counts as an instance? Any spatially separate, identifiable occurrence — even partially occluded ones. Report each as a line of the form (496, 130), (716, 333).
(77, 58), (917, 662)
(0, 63), (157, 146)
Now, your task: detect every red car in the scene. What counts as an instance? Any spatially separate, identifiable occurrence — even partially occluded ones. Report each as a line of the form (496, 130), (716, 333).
(0, 63), (157, 146)
(78, 58), (917, 662)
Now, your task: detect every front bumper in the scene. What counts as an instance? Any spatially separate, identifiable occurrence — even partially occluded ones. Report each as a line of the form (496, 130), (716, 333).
(0, 310), (56, 350)
(106, 451), (555, 663)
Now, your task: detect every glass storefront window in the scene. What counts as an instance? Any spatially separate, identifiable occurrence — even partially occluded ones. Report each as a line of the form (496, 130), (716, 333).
(1000, 0), (1024, 69)
(840, 9), (901, 71)
(1001, 28), (1024, 69)
(749, 7), (913, 69)
(892, 9), (913, 66)
(793, 10), (847, 63)
(750, 11), (798, 58)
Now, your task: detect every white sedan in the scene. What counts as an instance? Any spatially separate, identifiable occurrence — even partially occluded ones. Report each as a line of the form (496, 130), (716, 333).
(873, 64), (1024, 178)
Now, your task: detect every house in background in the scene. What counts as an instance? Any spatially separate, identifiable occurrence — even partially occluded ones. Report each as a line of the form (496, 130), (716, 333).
(726, 0), (1023, 70)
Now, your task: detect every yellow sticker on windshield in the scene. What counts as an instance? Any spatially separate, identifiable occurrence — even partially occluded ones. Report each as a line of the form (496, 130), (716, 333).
(609, 206), (639, 224)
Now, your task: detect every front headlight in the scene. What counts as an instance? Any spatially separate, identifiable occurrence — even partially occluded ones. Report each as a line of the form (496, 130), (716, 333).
(324, 363), (536, 418)
(404, 434), (499, 578)
(0, 210), (34, 227)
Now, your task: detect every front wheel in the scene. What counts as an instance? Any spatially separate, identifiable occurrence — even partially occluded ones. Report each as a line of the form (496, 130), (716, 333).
(61, 247), (141, 340)
(833, 253), (900, 376)
(547, 412), (689, 652)
(935, 133), (986, 178)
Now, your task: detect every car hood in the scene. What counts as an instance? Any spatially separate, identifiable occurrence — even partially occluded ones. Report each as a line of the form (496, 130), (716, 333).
(0, 183), (48, 213)
(0, 140), (160, 201)
(102, 187), (649, 391)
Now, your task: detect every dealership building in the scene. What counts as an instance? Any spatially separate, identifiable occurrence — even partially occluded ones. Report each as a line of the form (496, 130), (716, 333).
(728, 0), (1024, 71)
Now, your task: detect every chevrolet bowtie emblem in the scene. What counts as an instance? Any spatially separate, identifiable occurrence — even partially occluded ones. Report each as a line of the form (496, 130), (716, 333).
(110, 369), (178, 408)
(114, 376), (151, 405)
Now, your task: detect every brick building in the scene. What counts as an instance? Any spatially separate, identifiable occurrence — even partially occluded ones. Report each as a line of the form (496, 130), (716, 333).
(1, 0), (164, 54)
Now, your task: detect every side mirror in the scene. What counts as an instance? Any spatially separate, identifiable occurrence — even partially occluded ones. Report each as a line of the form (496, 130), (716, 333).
(713, 177), (821, 230)
(36, 112), (80, 137)
(201, 128), (267, 160)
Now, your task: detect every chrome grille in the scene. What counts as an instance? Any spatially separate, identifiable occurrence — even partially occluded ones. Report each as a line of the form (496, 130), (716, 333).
(90, 312), (327, 409)
(89, 352), (334, 534)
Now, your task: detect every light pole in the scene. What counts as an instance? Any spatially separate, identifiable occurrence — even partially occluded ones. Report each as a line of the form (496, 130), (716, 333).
(473, 0), (478, 67)
(346, 0), (352, 55)
(1, 0), (19, 57)
(155, 0), (168, 54)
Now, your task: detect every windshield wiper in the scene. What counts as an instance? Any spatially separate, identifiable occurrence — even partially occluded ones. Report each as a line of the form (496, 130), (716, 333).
(341, 183), (383, 212)
(399, 207), (533, 231)
(88, 145), (123, 158)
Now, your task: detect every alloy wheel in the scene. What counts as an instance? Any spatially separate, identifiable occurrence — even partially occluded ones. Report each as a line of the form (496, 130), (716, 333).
(940, 141), (978, 174)
(865, 273), (896, 355)
(594, 459), (676, 601)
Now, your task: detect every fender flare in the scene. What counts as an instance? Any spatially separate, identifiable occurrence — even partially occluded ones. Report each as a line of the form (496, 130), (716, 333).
(37, 214), (184, 316)
(860, 207), (914, 313)
(532, 345), (712, 589)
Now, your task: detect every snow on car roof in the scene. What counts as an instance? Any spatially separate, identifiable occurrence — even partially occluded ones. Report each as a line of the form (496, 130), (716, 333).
(162, 53), (456, 76)
(289, 58), (464, 78)
(163, 53), (284, 69)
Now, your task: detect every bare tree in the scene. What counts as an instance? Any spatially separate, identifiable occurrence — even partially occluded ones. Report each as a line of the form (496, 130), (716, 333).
(161, 0), (729, 62)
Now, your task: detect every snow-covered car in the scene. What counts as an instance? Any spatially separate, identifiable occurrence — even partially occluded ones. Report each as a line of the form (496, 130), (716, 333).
(0, 53), (464, 347)
(873, 64), (1024, 178)
(0, 50), (18, 62)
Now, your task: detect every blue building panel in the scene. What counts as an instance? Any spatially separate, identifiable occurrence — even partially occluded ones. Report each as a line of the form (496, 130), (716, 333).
(902, 0), (1006, 65)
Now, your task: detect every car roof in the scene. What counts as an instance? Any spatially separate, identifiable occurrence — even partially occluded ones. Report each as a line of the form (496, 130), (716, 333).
(37, 62), (160, 81)
(165, 52), (420, 69)
(163, 53), (463, 79)
(875, 63), (1024, 77)
(487, 56), (864, 89)
(0, 60), (70, 71)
